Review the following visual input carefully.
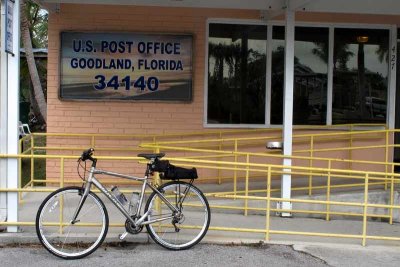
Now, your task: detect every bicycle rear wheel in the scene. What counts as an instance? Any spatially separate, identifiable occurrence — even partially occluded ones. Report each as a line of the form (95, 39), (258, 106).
(144, 181), (210, 250)
(36, 186), (109, 259)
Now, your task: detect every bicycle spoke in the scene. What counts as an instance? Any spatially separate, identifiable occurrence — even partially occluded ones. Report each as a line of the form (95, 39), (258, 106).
(75, 203), (98, 220)
(36, 187), (108, 259)
(61, 223), (73, 250)
(145, 182), (210, 250)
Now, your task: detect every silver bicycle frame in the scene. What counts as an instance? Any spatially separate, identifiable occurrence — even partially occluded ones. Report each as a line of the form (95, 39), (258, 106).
(71, 165), (180, 227)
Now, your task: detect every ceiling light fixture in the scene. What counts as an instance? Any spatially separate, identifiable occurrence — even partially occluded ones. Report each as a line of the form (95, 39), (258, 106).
(357, 36), (369, 43)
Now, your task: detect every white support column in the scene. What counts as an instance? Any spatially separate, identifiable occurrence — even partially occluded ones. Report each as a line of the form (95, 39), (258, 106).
(265, 24), (272, 126)
(388, 25), (397, 129)
(7, 0), (20, 233)
(0, 0), (20, 232)
(0, 0), (8, 225)
(280, 3), (295, 216)
(326, 27), (334, 125)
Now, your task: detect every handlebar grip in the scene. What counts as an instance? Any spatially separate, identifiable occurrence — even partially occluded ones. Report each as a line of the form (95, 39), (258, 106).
(80, 148), (95, 161)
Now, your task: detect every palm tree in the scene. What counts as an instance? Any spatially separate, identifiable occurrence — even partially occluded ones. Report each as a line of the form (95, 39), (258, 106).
(312, 41), (354, 70)
(20, 0), (47, 125)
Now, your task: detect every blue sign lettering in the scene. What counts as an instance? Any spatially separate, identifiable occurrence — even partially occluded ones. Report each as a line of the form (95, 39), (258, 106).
(60, 32), (193, 101)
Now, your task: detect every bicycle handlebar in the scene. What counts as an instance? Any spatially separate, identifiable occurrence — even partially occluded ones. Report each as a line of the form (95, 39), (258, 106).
(80, 148), (95, 162)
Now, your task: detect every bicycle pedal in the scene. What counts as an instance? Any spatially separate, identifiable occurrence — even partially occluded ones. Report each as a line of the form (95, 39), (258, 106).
(119, 232), (128, 240)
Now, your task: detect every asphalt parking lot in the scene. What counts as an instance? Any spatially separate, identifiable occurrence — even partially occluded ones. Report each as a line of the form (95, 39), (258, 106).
(0, 241), (399, 267)
(0, 243), (327, 267)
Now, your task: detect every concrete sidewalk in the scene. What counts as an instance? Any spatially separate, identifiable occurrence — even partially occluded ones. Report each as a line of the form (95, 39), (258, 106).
(293, 243), (400, 267)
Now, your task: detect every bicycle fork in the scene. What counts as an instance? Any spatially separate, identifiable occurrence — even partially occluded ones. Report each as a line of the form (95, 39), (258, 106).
(70, 171), (93, 224)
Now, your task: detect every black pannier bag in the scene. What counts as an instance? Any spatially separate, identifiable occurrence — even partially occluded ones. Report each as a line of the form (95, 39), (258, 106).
(151, 160), (170, 172)
(161, 165), (198, 180)
(152, 160), (198, 180)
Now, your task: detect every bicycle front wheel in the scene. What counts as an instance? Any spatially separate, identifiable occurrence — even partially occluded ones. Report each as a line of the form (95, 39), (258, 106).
(145, 181), (210, 250)
(36, 186), (109, 259)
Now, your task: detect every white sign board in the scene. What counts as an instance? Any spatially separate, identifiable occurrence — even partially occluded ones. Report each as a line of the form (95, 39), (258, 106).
(5, 0), (15, 56)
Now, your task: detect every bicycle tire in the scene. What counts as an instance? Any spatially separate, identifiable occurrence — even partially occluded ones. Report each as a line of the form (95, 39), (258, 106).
(144, 181), (210, 250)
(36, 186), (109, 259)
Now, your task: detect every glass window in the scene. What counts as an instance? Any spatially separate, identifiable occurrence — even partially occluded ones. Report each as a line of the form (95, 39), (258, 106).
(207, 23), (267, 124)
(271, 26), (285, 125)
(332, 28), (389, 124)
(271, 26), (329, 125)
(206, 23), (391, 127)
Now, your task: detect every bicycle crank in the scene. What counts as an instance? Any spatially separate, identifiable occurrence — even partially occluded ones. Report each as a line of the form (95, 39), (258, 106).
(125, 216), (143, 234)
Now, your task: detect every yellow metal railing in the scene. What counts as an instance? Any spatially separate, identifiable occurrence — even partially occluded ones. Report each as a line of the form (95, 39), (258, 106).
(15, 125), (396, 200)
(16, 125), (398, 205)
(140, 126), (397, 196)
(18, 124), (389, 188)
(1, 152), (400, 245)
(3, 123), (400, 246)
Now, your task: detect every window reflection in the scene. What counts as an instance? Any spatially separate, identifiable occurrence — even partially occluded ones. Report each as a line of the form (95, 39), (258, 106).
(207, 23), (267, 124)
(271, 26), (285, 124)
(271, 26), (329, 125)
(332, 28), (389, 124)
(207, 24), (390, 126)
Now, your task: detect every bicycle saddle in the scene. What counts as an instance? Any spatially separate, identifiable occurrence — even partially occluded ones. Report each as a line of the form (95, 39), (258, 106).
(137, 153), (165, 160)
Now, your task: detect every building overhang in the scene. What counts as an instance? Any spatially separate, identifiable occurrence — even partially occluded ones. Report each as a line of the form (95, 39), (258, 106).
(38, 0), (400, 16)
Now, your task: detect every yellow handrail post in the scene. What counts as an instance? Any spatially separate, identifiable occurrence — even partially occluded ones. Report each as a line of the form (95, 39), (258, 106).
(217, 132), (222, 185)
(384, 130), (389, 190)
(91, 135), (95, 148)
(362, 173), (369, 246)
(59, 158), (65, 234)
(60, 157), (65, 188)
(265, 166), (271, 241)
(154, 146), (161, 215)
(154, 147), (161, 186)
(309, 136), (314, 196)
(326, 159), (332, 221)
(390, 164), (394, 225)
(152, 136), (157, 156)
(349, 126), (353, 170)
(234, 140), (238, 198)
(30, 135), (35, 187)
(18, 138), (23, 203)
(244, 154), (250, 216)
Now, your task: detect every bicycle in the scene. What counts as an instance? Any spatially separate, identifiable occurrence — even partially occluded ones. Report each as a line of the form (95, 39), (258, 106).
(35, 148), (211, 259)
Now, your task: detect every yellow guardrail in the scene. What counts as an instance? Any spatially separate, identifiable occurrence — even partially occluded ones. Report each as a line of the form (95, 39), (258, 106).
(140, 126), (395, 194)
(15, 124), (396, 202)
(2, 123), (400, 246)
(1, 152), (400, 246)
(19, 125), (391, 189)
